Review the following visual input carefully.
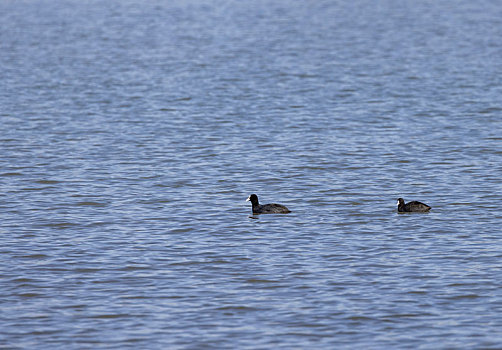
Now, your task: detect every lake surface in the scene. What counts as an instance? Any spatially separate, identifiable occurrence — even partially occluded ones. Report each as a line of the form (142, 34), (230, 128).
(1, 0), (501, 348)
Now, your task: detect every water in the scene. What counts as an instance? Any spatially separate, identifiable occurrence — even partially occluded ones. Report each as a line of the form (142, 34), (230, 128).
(1, 0), (501, 348)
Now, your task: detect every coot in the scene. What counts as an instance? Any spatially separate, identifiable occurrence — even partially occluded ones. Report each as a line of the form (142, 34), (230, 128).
(397, 198), (431, 212)
(246, 194), (291, 214)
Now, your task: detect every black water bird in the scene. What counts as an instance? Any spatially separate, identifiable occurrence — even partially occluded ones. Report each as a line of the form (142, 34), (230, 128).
(397, 198), (431, 212)
(246, 194), (291, 214)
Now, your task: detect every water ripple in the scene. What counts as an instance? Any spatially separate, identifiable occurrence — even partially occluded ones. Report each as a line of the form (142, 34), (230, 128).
(1, 0), (502, 349)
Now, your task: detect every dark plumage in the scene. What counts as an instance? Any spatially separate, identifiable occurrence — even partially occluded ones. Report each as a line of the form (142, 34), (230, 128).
(246, 194), (291, 214)
(397, 198), (431, 212)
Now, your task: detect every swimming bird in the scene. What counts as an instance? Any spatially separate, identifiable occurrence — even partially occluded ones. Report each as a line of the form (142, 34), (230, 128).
(246, 194), (291, 214)
(397, 198), (431, 212)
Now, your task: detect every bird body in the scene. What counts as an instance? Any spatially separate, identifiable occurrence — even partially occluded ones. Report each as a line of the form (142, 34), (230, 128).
(246, 194), (291, 214)
(397, 198), (431, 212)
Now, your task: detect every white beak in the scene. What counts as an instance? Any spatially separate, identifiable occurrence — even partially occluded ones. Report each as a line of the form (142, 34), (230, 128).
(246, 196), (251, 202)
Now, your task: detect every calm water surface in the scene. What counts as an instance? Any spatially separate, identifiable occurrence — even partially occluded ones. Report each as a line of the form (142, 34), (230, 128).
(1, 0), (502, 348)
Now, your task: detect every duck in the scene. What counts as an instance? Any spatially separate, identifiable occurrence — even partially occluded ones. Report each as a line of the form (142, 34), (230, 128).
(246, 194), (291, 214)
(397, 198), (431, 212)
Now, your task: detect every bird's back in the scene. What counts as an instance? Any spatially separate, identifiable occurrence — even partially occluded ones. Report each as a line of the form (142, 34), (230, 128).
(255, 203), (291, 214)
(405, 201), (431, 212)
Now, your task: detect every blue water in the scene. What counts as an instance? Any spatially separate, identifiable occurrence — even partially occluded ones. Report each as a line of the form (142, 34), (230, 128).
(1, 0), (502, 348)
